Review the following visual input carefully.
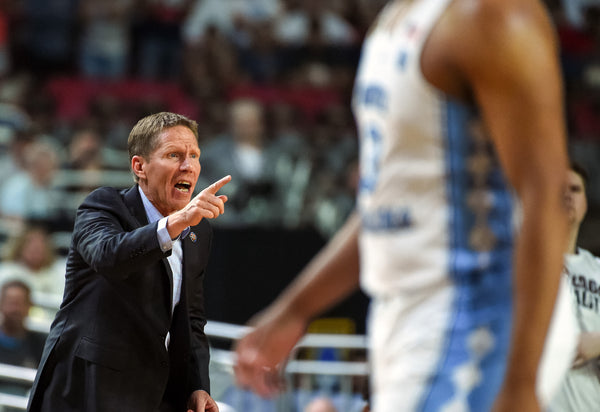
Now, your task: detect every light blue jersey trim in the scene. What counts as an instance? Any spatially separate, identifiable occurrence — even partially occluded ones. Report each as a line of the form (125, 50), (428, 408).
(417, 99), (514, 411)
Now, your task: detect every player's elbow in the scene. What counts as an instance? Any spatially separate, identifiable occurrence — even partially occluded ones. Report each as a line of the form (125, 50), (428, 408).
(517, 166), (569, 224)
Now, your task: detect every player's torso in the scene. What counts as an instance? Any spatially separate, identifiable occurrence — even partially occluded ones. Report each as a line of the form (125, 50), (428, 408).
(353, 0), (514, 299)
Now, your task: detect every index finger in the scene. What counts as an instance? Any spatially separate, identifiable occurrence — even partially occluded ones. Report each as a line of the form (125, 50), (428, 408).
(205, 175), (231, 194)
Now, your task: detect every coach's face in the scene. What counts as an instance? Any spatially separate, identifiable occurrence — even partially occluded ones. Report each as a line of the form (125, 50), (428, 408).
(132, 125), (201, 216)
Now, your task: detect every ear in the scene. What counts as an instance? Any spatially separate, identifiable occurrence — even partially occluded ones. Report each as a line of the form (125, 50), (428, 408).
(131, 155), (146, 181)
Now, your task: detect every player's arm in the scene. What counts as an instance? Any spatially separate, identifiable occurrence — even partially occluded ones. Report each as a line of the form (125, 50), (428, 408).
(573, 331), (600, 367)
(444, 0), (569, 409)
(234, 212), (361, 397)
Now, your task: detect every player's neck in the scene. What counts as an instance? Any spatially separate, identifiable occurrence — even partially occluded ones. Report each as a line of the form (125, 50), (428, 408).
(565, 226), (580, 255)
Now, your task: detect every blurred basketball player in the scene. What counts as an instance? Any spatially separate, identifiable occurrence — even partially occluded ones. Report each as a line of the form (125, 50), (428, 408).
(234, 1), (570, 411)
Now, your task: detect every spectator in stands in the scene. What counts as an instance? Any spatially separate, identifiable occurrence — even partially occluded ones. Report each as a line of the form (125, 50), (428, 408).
(182, 26), (240, 102)
(183, 0), (281, 46)
(0, 280), (46, 368)
(309, 103), (358, 180)
(273, 0), (358, 68)
(200, 98), (282, 226)
(201, 98), (268, 183)
(64, 127), (105, 172)
(0, 128), (34, 188)
(262, 102), (313, 227)
(0, 225), (66, 320)
(60, 125), (136, 219)
(86, 95), (133, 155)
(274, 0), (357, 47)
(326, 0), (385, 39)
(133, 0), (193, 81)
(0, 139), (65, 228)
(309, 158), (357, 238)
(236, 20), (283, 84)
(304, 397), (338, 412)
(11, 0), (79, 77)
(266, 102), (308, 160)
(561, 0), (600, 28)
(0, 75), (33, 179)
(549, 162), (600, 410)
(556, 4), (600, 93)
(299, 104), (357, 237)
(77, 0), (134, 79)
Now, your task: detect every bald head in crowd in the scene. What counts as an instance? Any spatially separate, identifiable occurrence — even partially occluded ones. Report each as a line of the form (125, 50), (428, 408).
(230, 98), (265, 148)
(304, 397), (338, 412)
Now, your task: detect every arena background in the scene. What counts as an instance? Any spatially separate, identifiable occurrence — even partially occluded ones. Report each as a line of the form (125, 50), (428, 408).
(0, 0), (597, 411)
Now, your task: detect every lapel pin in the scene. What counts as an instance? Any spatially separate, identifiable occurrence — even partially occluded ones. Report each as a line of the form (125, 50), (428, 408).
(189, 232), (197, 243)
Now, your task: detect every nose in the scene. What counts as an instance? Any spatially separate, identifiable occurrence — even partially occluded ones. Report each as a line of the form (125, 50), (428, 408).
(181, 156), (193, 170)
(563, 190), (574, 206)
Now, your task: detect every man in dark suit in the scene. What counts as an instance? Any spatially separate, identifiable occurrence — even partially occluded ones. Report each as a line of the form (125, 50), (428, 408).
(28, 112), (230, 412)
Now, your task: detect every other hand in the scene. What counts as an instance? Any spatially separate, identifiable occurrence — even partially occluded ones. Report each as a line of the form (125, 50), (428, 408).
(573, 331), (600, 368)
(233, 309), (307, 398)
(187, 389), (219, 412)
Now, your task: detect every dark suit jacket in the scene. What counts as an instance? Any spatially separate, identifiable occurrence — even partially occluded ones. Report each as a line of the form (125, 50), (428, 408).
(28, 185), (212, 412)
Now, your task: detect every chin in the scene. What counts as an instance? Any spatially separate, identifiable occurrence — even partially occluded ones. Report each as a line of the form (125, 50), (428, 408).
(172, 190), (192, 202)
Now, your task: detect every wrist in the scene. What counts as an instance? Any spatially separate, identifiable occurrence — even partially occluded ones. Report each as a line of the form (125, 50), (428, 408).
(166, 212), (188, 239)
(502, 366), (537, 389)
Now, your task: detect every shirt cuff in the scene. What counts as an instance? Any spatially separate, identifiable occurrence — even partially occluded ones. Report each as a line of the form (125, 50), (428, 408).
(157, 217), (173, 252)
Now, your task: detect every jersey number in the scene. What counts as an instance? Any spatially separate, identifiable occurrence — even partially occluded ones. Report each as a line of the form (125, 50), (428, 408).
(359, 125), (383, 194)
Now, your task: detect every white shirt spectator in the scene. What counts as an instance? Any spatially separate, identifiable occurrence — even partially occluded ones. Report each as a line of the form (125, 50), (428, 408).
(273, 7), (357, 46)
(0, 140), (63, 222)
(562, 0), (600, 27)
(183, 0), (281, 44)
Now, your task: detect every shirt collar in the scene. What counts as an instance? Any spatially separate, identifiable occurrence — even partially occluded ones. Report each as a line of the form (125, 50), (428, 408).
(138, 186), (191, 239)
(138, 186), (164, 224)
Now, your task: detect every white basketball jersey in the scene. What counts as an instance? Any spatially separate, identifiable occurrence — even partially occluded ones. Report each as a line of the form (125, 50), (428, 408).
(352, 2), (574, 410)
(353, 1), (516, 409)
(550, 248), (600, 411)
(565, 248), (600, 333)
(353, 0), (514, 299)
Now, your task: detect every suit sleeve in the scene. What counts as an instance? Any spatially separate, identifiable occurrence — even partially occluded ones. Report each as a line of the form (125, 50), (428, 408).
(72, 188), (170, 279)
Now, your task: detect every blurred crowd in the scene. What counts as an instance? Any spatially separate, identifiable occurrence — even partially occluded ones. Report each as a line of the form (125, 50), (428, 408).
(0, 0), (595, 323)
(0, 0), (383, 242)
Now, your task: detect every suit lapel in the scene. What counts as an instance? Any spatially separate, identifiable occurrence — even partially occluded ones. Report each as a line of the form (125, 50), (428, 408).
(123, 185), (150, 227)
(181, 227), (205, 306)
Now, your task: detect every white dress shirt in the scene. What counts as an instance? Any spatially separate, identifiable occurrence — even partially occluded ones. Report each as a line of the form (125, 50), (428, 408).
(138, 187), (190, 348)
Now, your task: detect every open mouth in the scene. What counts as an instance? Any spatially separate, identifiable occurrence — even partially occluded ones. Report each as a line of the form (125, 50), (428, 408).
(174, 181), (192, 193)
